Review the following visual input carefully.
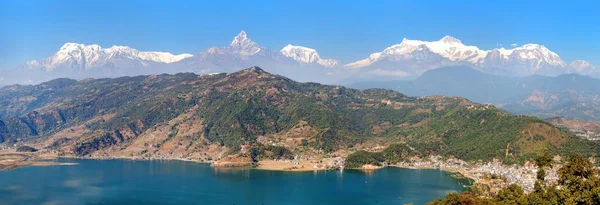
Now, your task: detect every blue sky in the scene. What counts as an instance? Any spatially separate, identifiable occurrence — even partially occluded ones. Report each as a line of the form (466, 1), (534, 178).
(0, 0), (598, 70)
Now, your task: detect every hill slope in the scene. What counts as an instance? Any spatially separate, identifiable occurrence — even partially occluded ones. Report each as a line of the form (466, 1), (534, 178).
(0, 67), (596, 161)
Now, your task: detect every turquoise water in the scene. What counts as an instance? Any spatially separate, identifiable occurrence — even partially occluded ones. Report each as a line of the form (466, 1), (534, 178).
(0, 159), (469, 205)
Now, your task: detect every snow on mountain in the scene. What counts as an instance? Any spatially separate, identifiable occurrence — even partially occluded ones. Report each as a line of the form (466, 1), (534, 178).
(228, 30), (263, 56)
(280, 44), (339, 67)
(398, 36), (487, 63)
(25, 43), (192, 72)
(346, 35), (570, 77)
(480, 44), (567, 76)
(344, 53), (382, 69)
(5, 32), (597, 85)
(172, 31), (343, 84)
(346, 35), (486, 69)
(569, 60), (595, 72)
(568, 60), (597, 76)
(345, 36), (486, 71)
(177, 30), (288, 73)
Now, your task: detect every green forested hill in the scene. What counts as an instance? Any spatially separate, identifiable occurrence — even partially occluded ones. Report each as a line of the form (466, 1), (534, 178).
(0, 67), (597, 161)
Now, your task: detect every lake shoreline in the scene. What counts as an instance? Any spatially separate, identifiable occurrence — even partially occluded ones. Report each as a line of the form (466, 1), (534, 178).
(390, 164), (477, 185)
(73, 155), (478, 185)
(1, 151), (475, 187)
(0, 157), (467, 205)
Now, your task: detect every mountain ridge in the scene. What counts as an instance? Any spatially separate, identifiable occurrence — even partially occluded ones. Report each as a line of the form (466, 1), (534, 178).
(2, 31), (597, 85)
(345, 36), (578, 77)
(0, 66), (597, 162)
(280, 44), (339, 67)
(349, 66), (600, 122)
(24, 42), (193, 72)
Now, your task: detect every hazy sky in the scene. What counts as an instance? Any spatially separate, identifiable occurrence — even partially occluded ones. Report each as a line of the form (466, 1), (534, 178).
(1, 0), (598, 70)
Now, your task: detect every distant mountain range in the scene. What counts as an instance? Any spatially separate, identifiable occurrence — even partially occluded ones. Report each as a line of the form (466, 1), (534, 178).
(349, 66), (600, 122)
(1, 31), (598, 85)
(344, 36), (592, 78)
(2, 31), (343, 85)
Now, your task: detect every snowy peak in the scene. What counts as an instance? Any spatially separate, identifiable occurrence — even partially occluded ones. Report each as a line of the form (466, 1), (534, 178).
(569, 60), (595, 73)
(571, 60), (592, 68)
(229, 30), (262, 55)
(489, 44), (566, 67)
(280, 44), (339, 67)
(438, 35), (462, 44)
(512, 44), (564, 66)
(230, 30), (250, 47)
(347, 35), (485, 68)
(26, 43), (193, 71)
(346, 35), (574, 77)
(59, 43), (102, 52)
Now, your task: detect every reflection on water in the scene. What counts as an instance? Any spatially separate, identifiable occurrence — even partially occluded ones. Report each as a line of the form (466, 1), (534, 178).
(0, 159), (468, 205)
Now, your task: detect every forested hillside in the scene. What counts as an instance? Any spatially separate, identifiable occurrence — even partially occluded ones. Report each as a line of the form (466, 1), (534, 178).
(0, 67), (596, 162)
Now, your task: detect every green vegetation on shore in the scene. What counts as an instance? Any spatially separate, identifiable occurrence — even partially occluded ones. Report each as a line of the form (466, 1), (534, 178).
(345, 144), (419, 168)
(249, 145), (294, 161)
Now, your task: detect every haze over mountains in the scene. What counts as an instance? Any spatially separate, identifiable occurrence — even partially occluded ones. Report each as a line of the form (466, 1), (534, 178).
(350, 66), (600, 122)
(1, 31), (597, 85)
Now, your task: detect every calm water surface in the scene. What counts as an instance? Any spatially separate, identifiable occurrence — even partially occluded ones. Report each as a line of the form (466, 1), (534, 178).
(0, 159), (470, 205)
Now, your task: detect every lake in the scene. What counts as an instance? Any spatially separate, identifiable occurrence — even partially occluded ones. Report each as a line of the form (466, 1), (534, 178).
(0, 159), (470, 205)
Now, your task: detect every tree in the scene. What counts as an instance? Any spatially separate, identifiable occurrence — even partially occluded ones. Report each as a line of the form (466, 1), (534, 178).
(533, 153), (553, 194)
(534, 153), (553, 168)
(495, 184), (525, 204)
(557, 154), (599, 204)
(427, 192), (485, 205)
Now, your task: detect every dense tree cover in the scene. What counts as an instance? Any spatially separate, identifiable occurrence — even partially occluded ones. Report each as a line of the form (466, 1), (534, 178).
(428, 154), (600, 205)
(345, 150), (385, 168)
(345, 144), (418, 168)
(15, 145), (37, 152)
(249, 144), (294, 161)
(382, 143), (421, 163)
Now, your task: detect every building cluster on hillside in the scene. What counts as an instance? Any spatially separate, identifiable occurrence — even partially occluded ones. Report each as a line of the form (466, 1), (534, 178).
(0, 143), (17, 151)
(395, 156), (560, 193)
(470, 159), (560, 193)
(567, 127), (600, 141)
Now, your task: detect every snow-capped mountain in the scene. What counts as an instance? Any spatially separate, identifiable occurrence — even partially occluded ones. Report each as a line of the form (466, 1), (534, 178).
(346, 35), (575, 78)
(3, 31), (598, 85)
(228, 30), (263, 56)
(280, 44), (339, 67)
(2, 43), (193, 84)
(173, 31), (289, 73)
(2, 30), (344, 85)
(346, 36), (485, 69)
(569, 60), (596, 74)
(24, 43), (192, 72)
(480, 44), (567, 76)
(172, 31), (343, 83)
